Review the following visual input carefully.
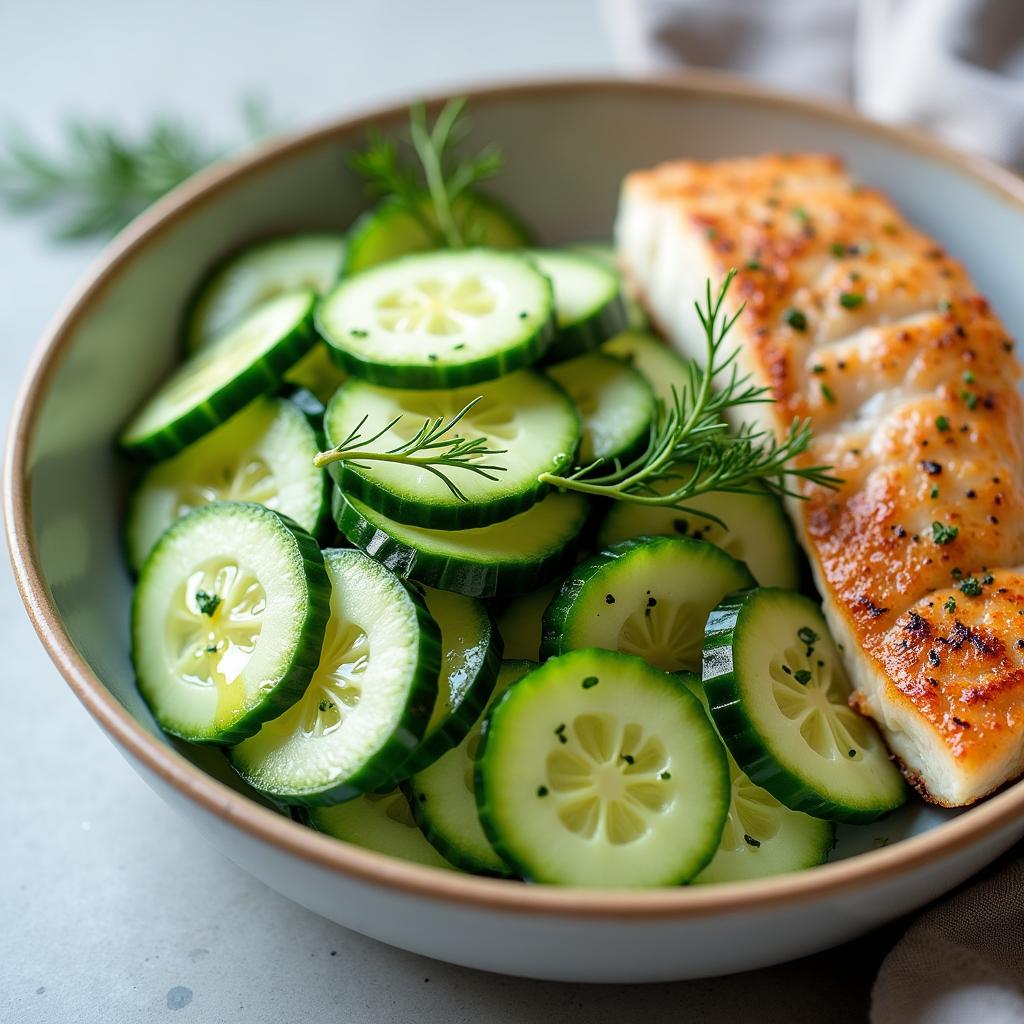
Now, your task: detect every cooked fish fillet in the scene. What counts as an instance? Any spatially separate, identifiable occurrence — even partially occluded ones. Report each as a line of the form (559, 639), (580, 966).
(617, 153), (1024, 807)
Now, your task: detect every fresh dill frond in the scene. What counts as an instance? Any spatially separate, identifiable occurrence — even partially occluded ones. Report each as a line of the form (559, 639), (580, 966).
(313, 396), (507, 502)
(537, 270), (841, 515)
(348, 97), (503, 248)
(0, 97), (280, 241)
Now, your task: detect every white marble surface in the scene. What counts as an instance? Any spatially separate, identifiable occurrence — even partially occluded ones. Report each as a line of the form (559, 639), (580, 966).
(1, 2), (897, 1019)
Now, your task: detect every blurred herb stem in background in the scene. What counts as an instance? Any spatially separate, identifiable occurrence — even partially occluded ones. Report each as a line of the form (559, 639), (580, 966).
(0, 96), (280, 241)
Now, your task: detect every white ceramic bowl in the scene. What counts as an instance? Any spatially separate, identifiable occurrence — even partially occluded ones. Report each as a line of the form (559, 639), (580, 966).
(7, 75), (1024, 983)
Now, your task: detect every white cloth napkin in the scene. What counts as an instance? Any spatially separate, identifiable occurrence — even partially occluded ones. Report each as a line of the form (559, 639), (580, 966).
(603, 0), (1024, 169)
(600, 1), (1024, 1019)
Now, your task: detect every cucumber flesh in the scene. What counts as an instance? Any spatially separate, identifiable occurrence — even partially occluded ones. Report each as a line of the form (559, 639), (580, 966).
(596, 475), (801, 589)
(675, 674), (835, 885)
(230, 548), (440, 804)
(308, 789), (455, 870)
(408, 660), (535, 876)
(335, 489), (589, 599)
(530, 249), (628, 362)
(385, 586), (503, 780)
(546, 351), (654, 465)
(186, 233), (346, 350)
(344, 192), (531, 276)
(703, 588), (907, 824)
(323, 371), (579, 529)
(601, 330), (694, 410)
(318, 249), (555, 389)
(475, 649), (729, 887)
(121, 290), (317, 459)
(541, 535), (755, 672)
(125, 396), (328, 572)
(131, 502), (330, 744)
(567, 243), (648, 330)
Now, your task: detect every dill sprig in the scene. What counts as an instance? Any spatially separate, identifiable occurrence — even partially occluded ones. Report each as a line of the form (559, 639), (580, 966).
(313, 396), (507, 502)
(538, 270), (841, 518)
(349, 98), (503, 248)
(0, 97), (278, 241)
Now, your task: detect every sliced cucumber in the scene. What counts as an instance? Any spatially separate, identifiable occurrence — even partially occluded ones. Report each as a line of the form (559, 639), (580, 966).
(567, 243), (648, 330)
(529, 249), (628, 362)
(125, 396), (329, 572)
(703, 588), (907, 824)
(541, 536), (754, 672)
(674, 673), (834, 885)
(334, 489), (589, 599)
(387, 586), (503, 780)
(344, 192), (531, 277)
(408, 659), (535, 876)
(323, 371), (579, 529)
(493, 579), (561, 661)
(318, 249), (555, 389)
(230, 548), (440, 804)
(186, 233), (346, 349)
(307, 789), (455, 870)
(131, 502), (330, 744)
(596, 476), (801, 588)
(601, 330), (694, 410)
(475, 649), (729, 887)
(546, 351), (654, 465)
(184, 232), (349, 404)
(121, 290), (317, 459)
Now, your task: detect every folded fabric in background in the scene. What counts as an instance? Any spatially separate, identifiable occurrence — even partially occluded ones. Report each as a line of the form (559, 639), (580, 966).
(601, 2), (1024, 1021)
(603, 0), (1024, 170)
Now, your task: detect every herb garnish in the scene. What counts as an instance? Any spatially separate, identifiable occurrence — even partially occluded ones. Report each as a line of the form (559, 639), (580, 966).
(931, 522), (959, 546)
(349, 98), (502, 249)
(195, 590), (221, 617)
(958, 576), (982, 597)
(313, 396), (506, 501)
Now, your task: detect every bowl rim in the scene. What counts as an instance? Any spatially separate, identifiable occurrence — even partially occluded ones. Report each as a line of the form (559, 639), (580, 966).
(7, 71), (1024, 920)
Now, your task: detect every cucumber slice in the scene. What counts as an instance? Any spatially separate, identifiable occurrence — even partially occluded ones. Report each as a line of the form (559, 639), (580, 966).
(493, 579), (561, 660)
(387, 586), (503, 780)
(186, 233), (346, 349)
(184, 233), (349, 404)
(596, 476), (801, 588)
(307, 789), (456, 870)
(674, 673), (835, 885)
(344, 192), (531, 276)
(334, 489), (589, 599)
(541, 536), (754, 672)
(230, 548), (440, 804)
(567, 243), (648, 330)
(317, 249), (555, 389)
(125, 396), (329, 572)
(546, 351), (654, 465)
(121, 290), (317, 459)
(131, 502), (330, 744)
(529, 249), (628, 362)
(475, 649), (729, 887)
(601, 330), (694, 410)
(408, 659), (535, 876)
(323, 371), (579, 529)
(703, 588), (907, 824)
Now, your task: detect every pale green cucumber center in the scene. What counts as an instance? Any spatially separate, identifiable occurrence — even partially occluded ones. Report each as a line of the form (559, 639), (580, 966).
(166, 559), (267, 728)
(719, 769), (785, 853)
(617, 597), (705, 672)
(174, 455), (277, 519)
(544, 713), (674, 846)
(257, 615), (369, 741)
(769, 640), (879, 764)
(374, 272), (499, 336)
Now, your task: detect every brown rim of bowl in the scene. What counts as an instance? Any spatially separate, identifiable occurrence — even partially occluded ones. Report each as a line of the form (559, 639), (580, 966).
(6, 71), (1024, 921)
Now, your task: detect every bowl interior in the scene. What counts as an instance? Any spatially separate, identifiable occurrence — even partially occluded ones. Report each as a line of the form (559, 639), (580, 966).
(23, 80), (1024, 871)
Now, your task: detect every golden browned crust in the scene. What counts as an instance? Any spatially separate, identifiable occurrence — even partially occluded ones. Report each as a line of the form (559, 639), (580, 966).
(622, 154), (1024, 804)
